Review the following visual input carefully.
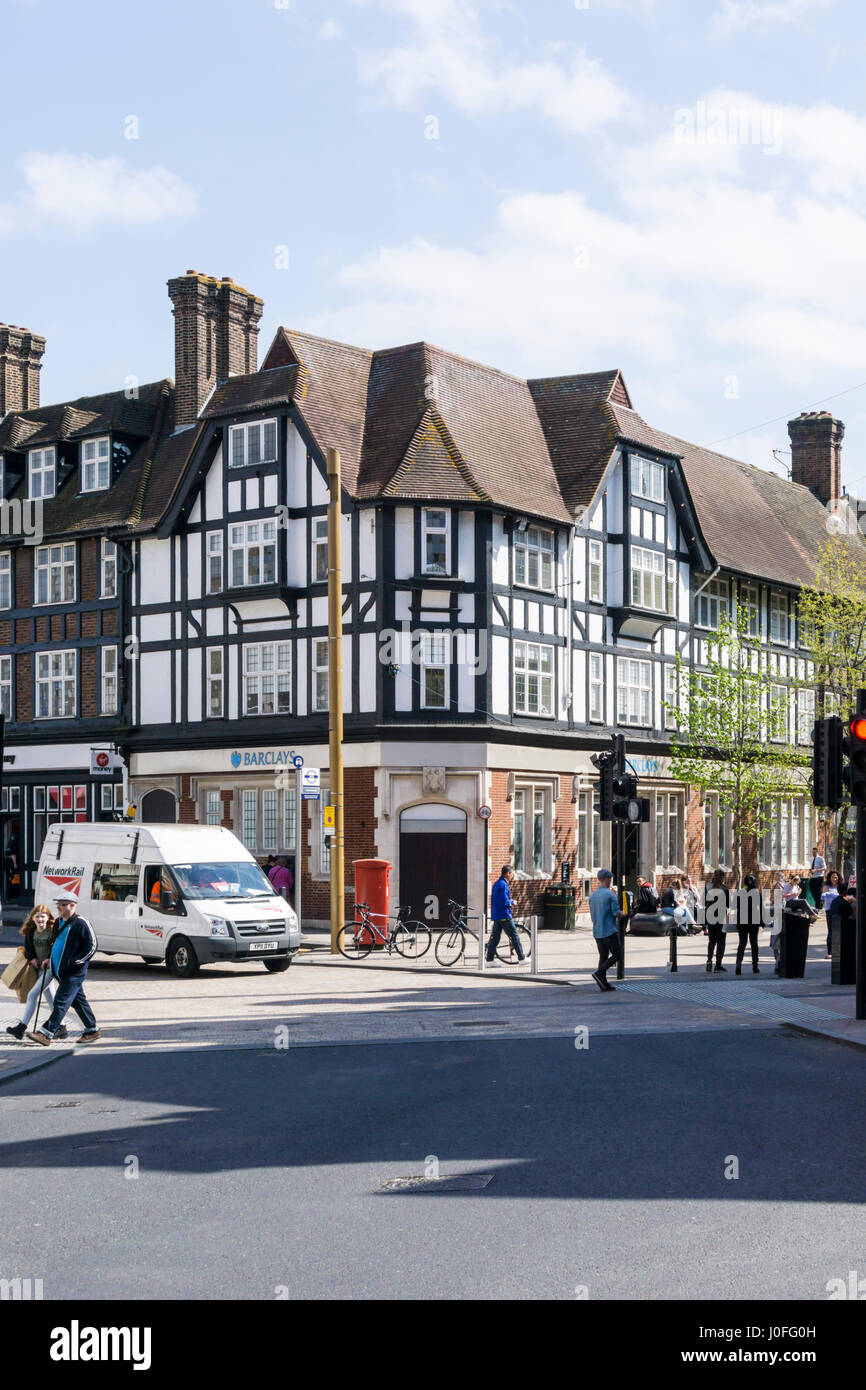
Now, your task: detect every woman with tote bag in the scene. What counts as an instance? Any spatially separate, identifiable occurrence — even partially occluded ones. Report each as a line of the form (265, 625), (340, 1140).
(5, 905), (65, 1041)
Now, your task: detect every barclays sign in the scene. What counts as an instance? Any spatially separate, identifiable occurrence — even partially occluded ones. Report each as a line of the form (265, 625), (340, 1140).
(229, 749), (305, 770)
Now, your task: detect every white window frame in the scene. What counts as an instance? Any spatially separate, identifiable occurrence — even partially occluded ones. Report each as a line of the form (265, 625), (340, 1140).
(422, 508), (450, 576)
(28, 447), (56, 500)
(761, 798), (812, 870)
(588, 540), (603, 602)
(313, 517), (328, 583)
(420, 632), (448, 710)
(630, 455), (665, 502)
(312, 637), (329, 713)
(654, 791), (684, 870)
(577, 789), (606, 873)
(206, 648), (224, 719)
(35, 649), (76, 719)
(514, 526), (554, 592)
(0, 551), (10, 610)
(0, 653), (11, 719)
(229, 519), (277, 589)
(242, 642), (291, 716)
(589, 653), (603, 722)
(241, 788), (257, 851)
(204, 789), (222, 827)
(769, 591), (790, 645)
(228, 419), (278, 469)
(513, 784), (553, 877)
(513, 641), (554, 717)
(703, 792), (732, 870)
(81, 436), (110, 492)
(797, 687), (816, 745)
(664, 664), (679, 729)
(100, 539), (117, 599)
(318, 784), (332, 877)
(739, 583), (760, 637)
(206, 532), (223, 595)
(769, 683), (788, 743)
(630, 545), (666, 612)
(34, 543), (76, 605)
(696, 578), (728, 630)
(617, 656), (652, 727)
(100, 646), (118, 715)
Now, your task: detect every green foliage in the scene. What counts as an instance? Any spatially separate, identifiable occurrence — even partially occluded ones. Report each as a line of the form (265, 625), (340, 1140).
(664, 601), (810, 879)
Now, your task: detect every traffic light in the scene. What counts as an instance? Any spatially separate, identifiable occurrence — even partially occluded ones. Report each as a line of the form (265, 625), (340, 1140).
(812, 715), (844, 809)
(613, 773), (637, 822)
(843, 714), (866, 807)
(595, 758), (615, 820)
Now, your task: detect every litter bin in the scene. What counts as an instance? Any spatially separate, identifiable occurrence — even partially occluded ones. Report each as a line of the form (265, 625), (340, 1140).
(831, 913), (856, 986)
(779, 908), (811, 979)
(544, 884), (576, 930)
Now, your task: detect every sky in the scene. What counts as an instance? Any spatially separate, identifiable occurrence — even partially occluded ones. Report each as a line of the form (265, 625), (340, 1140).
(2, 0), (866, 494)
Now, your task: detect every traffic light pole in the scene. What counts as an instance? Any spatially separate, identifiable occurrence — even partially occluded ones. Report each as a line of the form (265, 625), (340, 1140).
(857, 803), (866, 1022)
(616, 818), (626, 981)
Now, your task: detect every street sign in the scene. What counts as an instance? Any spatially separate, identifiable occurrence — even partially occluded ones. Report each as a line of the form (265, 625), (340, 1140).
(301, 789), (320, 801)
(293, 754), (304, 769)
(477, 805), (492, 820)
(301, 767), (320, 788)
(323, 805), (335, 837)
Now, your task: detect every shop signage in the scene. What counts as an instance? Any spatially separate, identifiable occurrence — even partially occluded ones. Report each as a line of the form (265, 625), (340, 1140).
(229, 748), (304, 769)
(90, 748), (116, 776)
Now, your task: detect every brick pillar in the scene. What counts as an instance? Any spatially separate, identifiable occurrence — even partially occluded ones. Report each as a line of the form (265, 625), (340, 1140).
(0, 324), (45, 413)
(788, 411), (844, 506)
(167, 271), (263, 427)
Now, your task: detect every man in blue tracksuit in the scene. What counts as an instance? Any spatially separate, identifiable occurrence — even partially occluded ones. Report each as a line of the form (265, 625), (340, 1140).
(486, 865), (526, 965)
(27, 892), (100, 1045)
(589, 869), (621, 992)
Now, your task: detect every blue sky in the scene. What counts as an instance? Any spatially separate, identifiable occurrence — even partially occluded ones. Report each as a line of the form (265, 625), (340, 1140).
(3, 0), (866, 493)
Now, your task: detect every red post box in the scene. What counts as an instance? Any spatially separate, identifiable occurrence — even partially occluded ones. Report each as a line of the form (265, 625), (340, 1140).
(353, 858), (392, 946)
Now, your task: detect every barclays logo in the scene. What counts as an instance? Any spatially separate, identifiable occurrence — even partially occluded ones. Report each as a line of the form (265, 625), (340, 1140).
(231, 752), (242, 769)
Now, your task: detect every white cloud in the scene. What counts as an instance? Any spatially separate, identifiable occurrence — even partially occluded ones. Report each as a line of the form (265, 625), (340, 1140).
(317, 19), (344, 40)
(0, 153), (197, 236)
(304, 89), (866, 418)
(712, 0), (832, 38)
(359, 0), (629, 133)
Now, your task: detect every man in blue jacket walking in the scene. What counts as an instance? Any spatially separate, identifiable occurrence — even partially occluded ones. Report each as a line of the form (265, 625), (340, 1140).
(589, 869), (622, 992)
(27, 892), (100, 1045)
(486, 865), (526, 965)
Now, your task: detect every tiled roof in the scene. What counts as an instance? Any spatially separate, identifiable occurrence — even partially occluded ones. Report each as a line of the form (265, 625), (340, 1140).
(200, 365), (299, 419)
(607, 403), (858, 587)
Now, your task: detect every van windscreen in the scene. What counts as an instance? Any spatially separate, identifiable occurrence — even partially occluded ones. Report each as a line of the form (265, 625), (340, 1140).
(171, 862), (275, 900)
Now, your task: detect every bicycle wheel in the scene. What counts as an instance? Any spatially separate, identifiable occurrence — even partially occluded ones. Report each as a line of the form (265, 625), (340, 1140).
(337, 920), (376, 960)
(435, 926), (466, 967)
(496, 923), (532, 964)
(392, 920), (432, 959)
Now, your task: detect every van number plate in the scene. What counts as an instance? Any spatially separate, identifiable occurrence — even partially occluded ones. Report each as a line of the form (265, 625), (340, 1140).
(249, 941), (279, 952)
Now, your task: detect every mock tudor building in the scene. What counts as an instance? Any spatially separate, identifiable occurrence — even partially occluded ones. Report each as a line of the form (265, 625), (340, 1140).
(0, 271), (861, 923)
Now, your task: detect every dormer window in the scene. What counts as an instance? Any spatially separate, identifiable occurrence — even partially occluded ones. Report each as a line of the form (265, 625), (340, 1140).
(29, 447), (56, 500)
(81, 437), (110, 492)
(229, 419), (277, 469)
(630, 455), (665, 503)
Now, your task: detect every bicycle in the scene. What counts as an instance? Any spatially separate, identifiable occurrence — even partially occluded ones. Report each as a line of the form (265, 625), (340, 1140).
(337, 902), (432, 961)
(434, 900), (532, 967)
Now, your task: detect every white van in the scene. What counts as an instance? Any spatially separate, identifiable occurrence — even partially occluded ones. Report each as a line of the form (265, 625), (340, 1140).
(35, 823), (301, 978)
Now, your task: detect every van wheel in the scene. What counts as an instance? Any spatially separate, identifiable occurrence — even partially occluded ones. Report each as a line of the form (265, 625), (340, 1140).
(141, 956), (160, 965)
(263, 958), (291, 973)
(167, 937), (200, 978)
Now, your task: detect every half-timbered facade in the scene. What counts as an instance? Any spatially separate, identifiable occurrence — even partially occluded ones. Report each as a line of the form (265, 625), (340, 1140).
(0, 271), (858, 921)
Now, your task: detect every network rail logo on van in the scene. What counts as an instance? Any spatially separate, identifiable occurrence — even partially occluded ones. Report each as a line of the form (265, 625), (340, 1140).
(41, 866), (84, 897)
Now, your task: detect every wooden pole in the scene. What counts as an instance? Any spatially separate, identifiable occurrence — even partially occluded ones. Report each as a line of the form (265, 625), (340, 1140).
(327, 448), (345, 954)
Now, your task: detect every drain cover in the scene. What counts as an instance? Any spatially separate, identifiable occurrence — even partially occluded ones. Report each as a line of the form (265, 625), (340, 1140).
(453, 1020), (509, 1028)
(376, 1173), (495, 1194)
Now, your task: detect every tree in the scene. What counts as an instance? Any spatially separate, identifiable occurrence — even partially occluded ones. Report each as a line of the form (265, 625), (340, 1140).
(797, 535), (866, 866)
(664, 602), (810, 884)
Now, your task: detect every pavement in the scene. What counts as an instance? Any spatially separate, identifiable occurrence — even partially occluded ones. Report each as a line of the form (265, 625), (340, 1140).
(1, 922), (863, 1082)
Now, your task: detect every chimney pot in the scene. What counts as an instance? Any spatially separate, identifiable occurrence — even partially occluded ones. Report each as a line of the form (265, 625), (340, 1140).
(167, 270), (264, 427)
(0, 323), (46, 414)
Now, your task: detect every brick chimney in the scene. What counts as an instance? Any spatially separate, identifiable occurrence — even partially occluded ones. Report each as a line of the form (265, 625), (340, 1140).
(0, 324), (46, 415)
(167, 271), (264, 427)
(787, 411), (844, 506)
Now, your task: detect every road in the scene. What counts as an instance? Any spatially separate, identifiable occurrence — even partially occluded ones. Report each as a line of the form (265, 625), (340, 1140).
(1, 1026), (864, 1300)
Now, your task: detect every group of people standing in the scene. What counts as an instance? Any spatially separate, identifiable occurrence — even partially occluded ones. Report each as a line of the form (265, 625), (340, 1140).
(5, 893), (100, 1045)
(587, 848), (856, 991)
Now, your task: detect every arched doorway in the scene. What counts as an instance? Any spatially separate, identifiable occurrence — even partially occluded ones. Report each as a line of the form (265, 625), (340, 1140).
(140, 789), (177, 824)
(399, 804), (467, 929)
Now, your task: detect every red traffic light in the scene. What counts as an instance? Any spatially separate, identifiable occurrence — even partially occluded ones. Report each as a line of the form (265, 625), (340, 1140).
(850, 718), (866, 741)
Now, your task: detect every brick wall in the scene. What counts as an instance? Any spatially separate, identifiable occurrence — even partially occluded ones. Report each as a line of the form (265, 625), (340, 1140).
(301, 768), (378, 921)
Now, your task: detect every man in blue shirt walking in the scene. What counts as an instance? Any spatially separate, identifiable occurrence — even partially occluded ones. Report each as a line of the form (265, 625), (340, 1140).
(487, 865), (526, 965)
(589, 869), (621, 992)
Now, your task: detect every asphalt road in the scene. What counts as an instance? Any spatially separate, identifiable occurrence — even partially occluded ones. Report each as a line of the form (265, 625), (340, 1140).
(1, 1026), (864, 1301)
